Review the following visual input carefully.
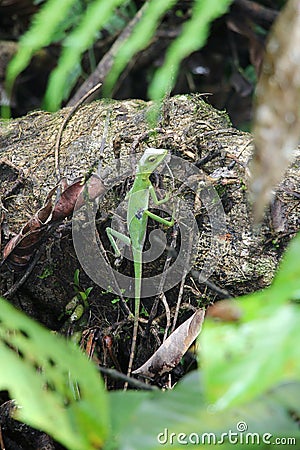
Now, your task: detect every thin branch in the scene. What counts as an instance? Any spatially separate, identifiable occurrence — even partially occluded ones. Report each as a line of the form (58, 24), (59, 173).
(98, 366), (158, 391)
(3, 245), (45, 299)
(67, 2), (149, 106)
(234, 0), (278, 24)
(191, 269), (232, 299)
(161, 293), (171, 342)
(170, 267), (187, 334)
(55, 82), (102, 182)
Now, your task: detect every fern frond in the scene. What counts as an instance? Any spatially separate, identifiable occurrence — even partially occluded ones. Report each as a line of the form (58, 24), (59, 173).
(44, 0), (127, 111)
(103, 0), (178, 97)
(148, 0), (233, 100)
(6, 0), (78, 92)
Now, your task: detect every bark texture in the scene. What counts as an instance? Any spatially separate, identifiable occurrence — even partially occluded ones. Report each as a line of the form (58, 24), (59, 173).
(0, 94), (299, 332)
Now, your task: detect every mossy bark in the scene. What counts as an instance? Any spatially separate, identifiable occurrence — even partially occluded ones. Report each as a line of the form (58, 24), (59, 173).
(0, 95), (299, 334)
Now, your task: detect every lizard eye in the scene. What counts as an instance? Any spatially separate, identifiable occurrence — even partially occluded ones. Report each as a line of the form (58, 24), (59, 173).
(148, 156), (157, 163)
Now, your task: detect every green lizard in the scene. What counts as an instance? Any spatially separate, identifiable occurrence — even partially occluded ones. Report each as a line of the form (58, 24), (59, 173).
(106, 148), (174, 377)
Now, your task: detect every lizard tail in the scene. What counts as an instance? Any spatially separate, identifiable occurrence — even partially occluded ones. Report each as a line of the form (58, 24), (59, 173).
(126, 249), (142, 380)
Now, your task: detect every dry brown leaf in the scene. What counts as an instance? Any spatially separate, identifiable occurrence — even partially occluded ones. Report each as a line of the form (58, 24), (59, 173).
(133, 309), (205, 378)
(2, 188), (55, 269)
(206, 299), (242, 322)
(51, 179), (85, 222)
(251, 0), (300, 220)
(2, 175), (106, 270)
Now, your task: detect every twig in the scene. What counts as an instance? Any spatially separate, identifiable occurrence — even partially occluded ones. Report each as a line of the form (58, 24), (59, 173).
(98, 366), (158, 391)
(95, 229), (131, 317)
(161, 293), (171, 342)
(67, 2), (149, 106)
(55, 82), (102, 182)
(195, 149), (221, 168)
(191, 269), (232, 299)
(170, 268), (188, 334)
(0, 425), (4, 450)
(145, 236), (232, 301)
(234, 0), (278, 24)
(2, 245), (45, 299)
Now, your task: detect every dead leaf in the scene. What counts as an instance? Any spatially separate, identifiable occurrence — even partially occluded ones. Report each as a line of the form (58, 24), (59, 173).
(2, 190), (55, 269)
(251, 0), (300, 220)
(206, 299), (242, 322)
(2, 175), (106, 270)
(133, 309), (205, 378)
(74, 174), (107, 210)
(51, 179), (85, 222)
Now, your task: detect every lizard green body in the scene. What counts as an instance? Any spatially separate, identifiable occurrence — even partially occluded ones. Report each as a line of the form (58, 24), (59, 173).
(106, 148), (174, 377)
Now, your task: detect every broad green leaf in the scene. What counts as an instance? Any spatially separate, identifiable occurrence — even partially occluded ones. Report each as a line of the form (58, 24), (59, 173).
(109, 372), (300, 449)
(0, 297), (109, 450)
(44, 0), (127, 110)
(108, 371), (204, 450)
(201, 233), (300, 410)
(239, 232), (300, 321)
(202, 303), (300, 409)
(148, 0), (233, 100)
(271, 231), (300, 301)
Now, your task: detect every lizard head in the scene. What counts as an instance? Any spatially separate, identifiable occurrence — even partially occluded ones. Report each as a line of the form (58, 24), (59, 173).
(138, 148), (168, 174)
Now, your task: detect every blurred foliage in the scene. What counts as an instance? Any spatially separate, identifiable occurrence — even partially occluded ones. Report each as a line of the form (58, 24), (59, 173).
(0, 297), (109, 450)
(1, 232), (300, 449)
(250, 0), (300, 220)
(6, 0), (233, 111)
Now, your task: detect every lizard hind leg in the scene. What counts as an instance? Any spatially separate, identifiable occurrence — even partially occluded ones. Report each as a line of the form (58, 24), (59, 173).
(106, 227), (131, 258)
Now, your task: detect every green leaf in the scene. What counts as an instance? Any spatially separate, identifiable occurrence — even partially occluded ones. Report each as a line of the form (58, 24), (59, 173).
(148, 0), (233, 100)
(6, 0), (77, 92)
(0, 297), (109, 450)
(202, 303), (300, 409)
(73, 268), (80, 287)
(109, 372), (300, 449)
(103, 0), (178, 96)
(85, 286), (94, 298)
(37, 266), (53, 279)
(201, 234), (300, 409)
(44, 0), (127, 110)
(271, 232), (300, 301)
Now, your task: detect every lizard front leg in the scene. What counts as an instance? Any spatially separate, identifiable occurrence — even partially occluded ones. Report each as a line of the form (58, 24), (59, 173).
(148, 185), (175, 226)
